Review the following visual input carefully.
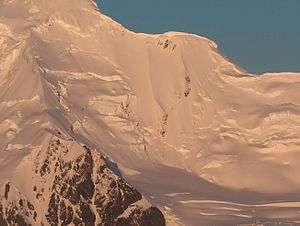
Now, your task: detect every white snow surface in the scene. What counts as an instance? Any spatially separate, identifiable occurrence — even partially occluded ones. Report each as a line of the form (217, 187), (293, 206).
(1, 0), (300, 225)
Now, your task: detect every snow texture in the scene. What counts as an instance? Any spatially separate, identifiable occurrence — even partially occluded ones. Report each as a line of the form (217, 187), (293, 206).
(1, 0), (300, 225)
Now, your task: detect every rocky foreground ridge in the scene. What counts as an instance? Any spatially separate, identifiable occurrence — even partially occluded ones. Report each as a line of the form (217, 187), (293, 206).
(0, 139), (165, 226)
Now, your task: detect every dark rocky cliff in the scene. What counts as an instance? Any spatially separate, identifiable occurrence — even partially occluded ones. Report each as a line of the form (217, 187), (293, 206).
(0, 139), (165, 226)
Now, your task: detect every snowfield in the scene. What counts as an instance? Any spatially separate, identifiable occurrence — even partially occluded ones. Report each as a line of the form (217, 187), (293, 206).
(1, 0), (300, 225)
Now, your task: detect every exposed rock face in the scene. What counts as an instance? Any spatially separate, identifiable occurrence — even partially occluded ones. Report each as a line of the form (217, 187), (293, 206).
(0, 204), (6, 226)
(0, 200), (34, 226)
(0, 139), (165, 226)
(116, 206), (166, 226)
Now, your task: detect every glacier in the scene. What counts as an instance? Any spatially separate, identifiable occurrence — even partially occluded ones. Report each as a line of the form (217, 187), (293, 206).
(1, 0), (300, 225)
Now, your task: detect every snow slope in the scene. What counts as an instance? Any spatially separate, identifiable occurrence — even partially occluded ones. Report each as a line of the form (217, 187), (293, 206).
(1, 0), (300, 225)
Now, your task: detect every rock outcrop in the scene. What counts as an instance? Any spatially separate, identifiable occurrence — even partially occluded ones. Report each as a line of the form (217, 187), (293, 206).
(0, 139), (165, 226)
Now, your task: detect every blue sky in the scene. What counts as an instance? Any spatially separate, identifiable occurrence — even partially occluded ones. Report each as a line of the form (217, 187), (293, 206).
(96, 0), (300, 74)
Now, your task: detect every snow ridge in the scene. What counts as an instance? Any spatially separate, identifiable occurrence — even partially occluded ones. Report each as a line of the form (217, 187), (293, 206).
(1, 0), (300, 225)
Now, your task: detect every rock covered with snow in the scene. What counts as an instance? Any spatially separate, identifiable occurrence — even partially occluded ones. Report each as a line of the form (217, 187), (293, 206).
(0, 139), (165, 225)
(1, 0), (300, 225)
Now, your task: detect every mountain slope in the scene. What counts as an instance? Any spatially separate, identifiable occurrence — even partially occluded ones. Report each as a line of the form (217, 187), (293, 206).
(1, 0), (300, 225)
(0, 139), (165, 225)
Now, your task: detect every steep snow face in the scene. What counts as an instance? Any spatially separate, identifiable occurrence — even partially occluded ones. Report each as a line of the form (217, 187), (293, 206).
(1, 0), (300, 225)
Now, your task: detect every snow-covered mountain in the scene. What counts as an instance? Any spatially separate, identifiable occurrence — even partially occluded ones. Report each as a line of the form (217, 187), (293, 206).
(0, 139), (165, 225)
(1, 0), (300, 225)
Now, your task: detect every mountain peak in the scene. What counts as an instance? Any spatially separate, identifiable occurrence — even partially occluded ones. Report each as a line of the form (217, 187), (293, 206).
(1, 0), (97, 11)
(1, 0), (300, 225)
(0, 0), (110, 32)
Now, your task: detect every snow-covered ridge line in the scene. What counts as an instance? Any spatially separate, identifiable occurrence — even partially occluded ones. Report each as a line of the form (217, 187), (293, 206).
(1, 0), (300, 225)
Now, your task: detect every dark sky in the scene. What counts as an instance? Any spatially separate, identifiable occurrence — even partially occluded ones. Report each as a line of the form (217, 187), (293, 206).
(96, 0), (300, 74)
